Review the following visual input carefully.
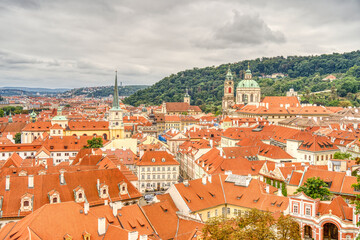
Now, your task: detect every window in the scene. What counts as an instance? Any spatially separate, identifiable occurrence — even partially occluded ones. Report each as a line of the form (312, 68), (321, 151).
(305, 206), (311, 216)
(207, 211), (210, 218)
(24, 201), (29, 207)
(53, 197), (58, 203)
(215, 209), (218, 216)
(234, 209), (237, 215)
(103, 189), (107, 195)
(142, 175), (145, 179)
(227, 208), (230, 214)
(152, 158), (155, 162)
(293, 203), (298, 213)
(57, 153), (61, 157)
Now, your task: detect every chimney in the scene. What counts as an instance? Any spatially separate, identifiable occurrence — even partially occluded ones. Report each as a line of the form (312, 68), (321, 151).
(128, 231), (139, 240)
(84, 202), (89, 215)
(265, 185), (270, 194)
(5, 175), (10, 191)
(208, 175), (212, 183)
(139, 235), (148, 240)
(60, 172), (65, 185)
(245, 177), (251, 187)
(183, 180), (189, 187)
(104, 200), (108, 205)
(225, 170), (232, 176)
(98, 218), (106, 236)
(210, 139), (213, 148)
(202, 175), (207, 185)
(97, 179), (100, 190)
(346, 169), (351, 176)
(28, 175), (34, 188)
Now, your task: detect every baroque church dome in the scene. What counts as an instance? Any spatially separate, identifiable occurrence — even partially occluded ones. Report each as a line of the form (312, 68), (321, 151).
(237, 79), (260, 88)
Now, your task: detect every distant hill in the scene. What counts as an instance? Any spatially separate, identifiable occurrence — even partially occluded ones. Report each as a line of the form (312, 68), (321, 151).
(123, 50), (360, 112)
(63, 85), (149, 98)
(0, 87), (70, 96)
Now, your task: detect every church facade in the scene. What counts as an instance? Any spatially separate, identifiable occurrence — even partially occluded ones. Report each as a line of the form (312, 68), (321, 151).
(222, 65), (261, 113)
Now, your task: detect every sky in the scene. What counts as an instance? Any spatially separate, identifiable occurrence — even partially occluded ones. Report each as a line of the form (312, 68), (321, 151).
(0, 0), (359, 89)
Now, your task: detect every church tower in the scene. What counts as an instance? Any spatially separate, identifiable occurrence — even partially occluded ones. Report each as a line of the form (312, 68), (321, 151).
(184, 88), (190, 104)
(222, 66), (235, 113)
(109, 71), (124, 140)
(30, 110), (37, 123)
(235, 63), (261, 105)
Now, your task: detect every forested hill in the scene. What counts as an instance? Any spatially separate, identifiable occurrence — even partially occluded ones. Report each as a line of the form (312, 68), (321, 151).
(63, 85), (149, 98)
(123, 50), (360, 113)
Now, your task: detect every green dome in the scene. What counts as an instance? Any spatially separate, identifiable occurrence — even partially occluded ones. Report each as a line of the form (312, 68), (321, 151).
(237, 79), (260, 88)
(246, 69), (251, 73)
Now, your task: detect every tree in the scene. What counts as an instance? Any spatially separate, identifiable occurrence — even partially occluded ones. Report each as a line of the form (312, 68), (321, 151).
(295, 177), (331, 200)
(83, 137), (103, 149)
(14, 133), (21, 144)
(202, 209), (301, 240)
(333, 151), (352, 160)
(281, 183), (287, 197)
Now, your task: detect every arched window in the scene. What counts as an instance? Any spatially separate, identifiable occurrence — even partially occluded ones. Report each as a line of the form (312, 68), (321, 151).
(103, 134), (107, 140)
(228, 87), (232, 93)
(250, 94), (254, 102)
(78, 193), (83, 199)
(53, 197), (58, 203)
(23, 201), (29, 207)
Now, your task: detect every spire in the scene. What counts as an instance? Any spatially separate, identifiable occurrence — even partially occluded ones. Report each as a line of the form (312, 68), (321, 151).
(112, 70), (120, 109)
(8, 111), (13, 123)
(226, 66), (233, 81)
(185, 88), (189, 97)
(247, 62), (250, 70)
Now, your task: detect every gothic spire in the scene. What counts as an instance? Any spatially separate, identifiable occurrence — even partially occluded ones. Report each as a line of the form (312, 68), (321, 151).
(112, 70), (120, 109)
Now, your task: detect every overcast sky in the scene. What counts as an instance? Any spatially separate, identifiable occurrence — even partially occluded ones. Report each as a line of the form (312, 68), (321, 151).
(0, 0), (359, 89)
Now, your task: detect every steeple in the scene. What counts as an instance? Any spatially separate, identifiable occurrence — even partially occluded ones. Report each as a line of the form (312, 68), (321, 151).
(8, 111), (13, 123)
(226, 66), (233, 81)
(112, 70), (120, 110)
(245, 62), (252, 79)
(184, 88), (190, 104)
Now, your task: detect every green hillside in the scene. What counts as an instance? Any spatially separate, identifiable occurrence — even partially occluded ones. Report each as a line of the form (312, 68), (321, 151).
(123, 51), (360, 113)
(66, 85), (149, 98)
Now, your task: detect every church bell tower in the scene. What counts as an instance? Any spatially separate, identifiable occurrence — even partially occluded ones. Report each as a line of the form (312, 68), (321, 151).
(109, 71), (124, 140)
(222, 66), (235, 113)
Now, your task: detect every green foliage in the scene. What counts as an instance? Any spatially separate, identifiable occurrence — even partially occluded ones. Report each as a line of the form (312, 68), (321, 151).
(295, 177), (331, 200)
(202, 209), (301, 240)
(333, 152), (352, 160)
(1, 106), (23, 115)
(70, 85), (149, 98)
(281, 183), (287, 197)
(14, 133), (21, 144)
(266, 178), (271, 185)
(83, 137), (103, 149)
(123, 50), (360, 110)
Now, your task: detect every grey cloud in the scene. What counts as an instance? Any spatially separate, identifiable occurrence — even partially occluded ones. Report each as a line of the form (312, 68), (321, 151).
(195, 11), (285, 49)
(0, 0), (359, 88)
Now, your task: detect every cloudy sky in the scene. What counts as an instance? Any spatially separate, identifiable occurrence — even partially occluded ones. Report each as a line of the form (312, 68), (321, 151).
(0, 0), (359, 88)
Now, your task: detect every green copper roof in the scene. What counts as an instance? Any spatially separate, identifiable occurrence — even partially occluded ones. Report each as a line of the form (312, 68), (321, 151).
(226, 66), (233, 80)
(52, 115), (67, 121)
(112, 71), (120, 110)
(184, 88), (190, 97)
(237, 79), (260, 88)
(30, 110), (37, 117)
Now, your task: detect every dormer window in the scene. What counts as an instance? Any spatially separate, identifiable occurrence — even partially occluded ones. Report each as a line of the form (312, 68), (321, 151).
(119, 182), (128, 195)
(74, 186), (85, 203)
(161, 158), (165, 162)
(152, 158), (155, 162)
(99, 184), (109, 199)
(21, 193), (33, 212)
(48, 190), (60, 204)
